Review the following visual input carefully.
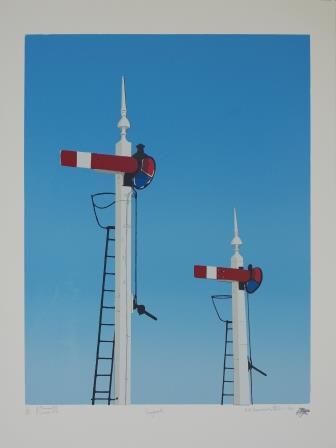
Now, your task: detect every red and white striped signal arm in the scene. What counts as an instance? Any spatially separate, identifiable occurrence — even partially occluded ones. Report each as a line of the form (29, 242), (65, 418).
(194, 265), (263, 284)
(60, 150), (138, 174)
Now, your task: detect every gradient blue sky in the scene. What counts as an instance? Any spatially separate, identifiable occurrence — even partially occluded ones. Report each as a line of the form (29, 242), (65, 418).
(25, 34), (310, 405)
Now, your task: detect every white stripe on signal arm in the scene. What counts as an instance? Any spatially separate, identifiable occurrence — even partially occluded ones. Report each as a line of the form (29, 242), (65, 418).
(206, 266), (217, 279)
(77, 151), (92, 168)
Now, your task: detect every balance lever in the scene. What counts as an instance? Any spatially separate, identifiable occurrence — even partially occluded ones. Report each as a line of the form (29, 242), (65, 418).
(134, 302), (158, 321)
(248, 360), (267, 376)
(143, 309), (158, 321)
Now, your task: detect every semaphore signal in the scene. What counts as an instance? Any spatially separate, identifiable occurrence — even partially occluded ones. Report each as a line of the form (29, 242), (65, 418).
(194, 209), (266, 405)
(60, 77), (156, 405)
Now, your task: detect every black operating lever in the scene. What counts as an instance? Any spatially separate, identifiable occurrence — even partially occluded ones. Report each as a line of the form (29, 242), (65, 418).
(133, 298), (157, 321)
(248, 359), (267, 376)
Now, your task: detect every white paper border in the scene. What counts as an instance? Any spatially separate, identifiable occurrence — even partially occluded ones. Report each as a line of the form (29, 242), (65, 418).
(1, 0), (335, 446)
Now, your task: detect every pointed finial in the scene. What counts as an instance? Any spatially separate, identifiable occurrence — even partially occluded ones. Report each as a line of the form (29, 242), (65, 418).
(118, 76), (130, 139)
(231, 208), (242, 251)
(121, 76), (127, 116)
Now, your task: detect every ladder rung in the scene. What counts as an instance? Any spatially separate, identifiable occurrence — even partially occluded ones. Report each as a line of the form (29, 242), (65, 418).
(225, 367), (234, 370)
(225, 354), (233, 357)
(226, 341), (233, 343)
(92, 226), (116, 407)
(223, 393), (234, 396)
(224, 380), (234, 383)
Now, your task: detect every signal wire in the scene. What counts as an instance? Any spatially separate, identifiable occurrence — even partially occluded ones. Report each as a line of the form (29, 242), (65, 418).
(246, 291), (254, 404)
(132, 188), (138, 305)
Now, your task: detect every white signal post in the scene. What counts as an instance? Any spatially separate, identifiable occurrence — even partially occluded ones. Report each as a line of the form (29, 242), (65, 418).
(231, 209), (251, 405)
(61, 77), (156, 405)
(114, 76), (132, 405)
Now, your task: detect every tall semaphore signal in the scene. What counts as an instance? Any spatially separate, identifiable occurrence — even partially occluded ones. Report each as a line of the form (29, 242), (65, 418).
(60, 77), (156, 405)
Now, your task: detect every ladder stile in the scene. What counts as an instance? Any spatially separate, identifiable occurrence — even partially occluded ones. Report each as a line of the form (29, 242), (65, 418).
(221, 320), (234, 405)
(92, 226), (116, 405)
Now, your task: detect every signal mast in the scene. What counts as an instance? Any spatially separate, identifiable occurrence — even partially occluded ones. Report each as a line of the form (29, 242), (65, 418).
(60, 77), (156, 405)
(114, 76), (132, 405)
(194, 209), (265, 405)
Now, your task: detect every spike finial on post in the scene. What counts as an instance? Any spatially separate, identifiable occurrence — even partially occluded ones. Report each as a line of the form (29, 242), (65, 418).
(118, 76), (130, 140)
(231, 208), (242, 252)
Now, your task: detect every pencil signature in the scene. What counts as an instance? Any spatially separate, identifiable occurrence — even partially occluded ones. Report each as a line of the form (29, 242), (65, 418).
(25, 406), (59, 416)
(146, 408), (164, 417)
(296, 407), (310, 417)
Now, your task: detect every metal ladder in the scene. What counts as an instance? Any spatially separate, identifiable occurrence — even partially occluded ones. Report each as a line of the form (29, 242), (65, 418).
(221, 320), (234, 404)
(91, 225), (117, 405)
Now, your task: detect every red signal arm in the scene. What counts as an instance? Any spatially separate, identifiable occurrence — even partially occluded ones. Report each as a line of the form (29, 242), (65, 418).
(194, 265), (262, 284)
(60, 149), (138, 173)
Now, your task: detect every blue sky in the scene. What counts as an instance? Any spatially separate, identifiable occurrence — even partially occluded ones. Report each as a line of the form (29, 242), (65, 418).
(25, 34), (310, 405)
